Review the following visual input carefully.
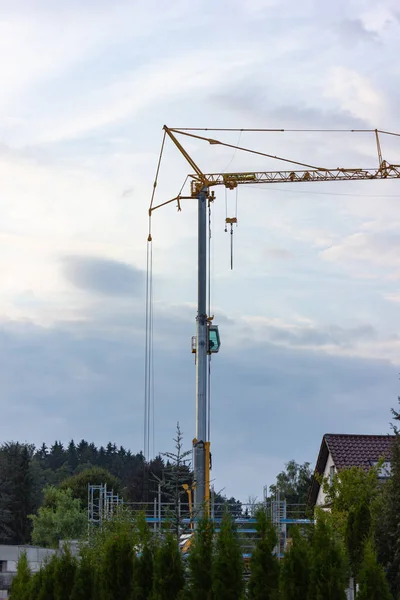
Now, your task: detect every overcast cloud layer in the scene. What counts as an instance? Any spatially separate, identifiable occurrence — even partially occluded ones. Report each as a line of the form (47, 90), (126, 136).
(1, 0), (400, 501)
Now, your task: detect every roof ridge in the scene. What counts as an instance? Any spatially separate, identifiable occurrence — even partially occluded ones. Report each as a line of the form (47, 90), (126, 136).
(324, 433), (395, 438)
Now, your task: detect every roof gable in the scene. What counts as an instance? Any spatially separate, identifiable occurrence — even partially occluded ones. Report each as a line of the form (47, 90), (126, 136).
(308, 433), (396, 507)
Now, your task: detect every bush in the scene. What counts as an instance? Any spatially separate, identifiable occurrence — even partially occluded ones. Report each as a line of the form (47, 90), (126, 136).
(212, 512), (244, 600)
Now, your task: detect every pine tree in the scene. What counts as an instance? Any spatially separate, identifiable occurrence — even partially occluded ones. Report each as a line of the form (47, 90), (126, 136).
(53, 546), (77, 600)
(357, 541), (392, 600)
(247, 509), (279, 600)
(70, 551), (94, 600)
(187, 516), (214, 600)
(280, 527), (311, 600)
(212, 511), (244, 600)
(152, 531), (186, 600)
(308, 512), (348, 600)
(9, 551), (31, 600)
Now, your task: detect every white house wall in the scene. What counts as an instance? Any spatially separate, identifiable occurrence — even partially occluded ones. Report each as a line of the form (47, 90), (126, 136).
(316, 452), (335, 506)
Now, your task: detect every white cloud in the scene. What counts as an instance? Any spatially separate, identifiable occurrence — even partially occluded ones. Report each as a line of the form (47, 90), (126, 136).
(324, 67), (386, 124)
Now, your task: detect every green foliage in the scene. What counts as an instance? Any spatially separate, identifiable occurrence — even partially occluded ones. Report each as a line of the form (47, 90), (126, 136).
(9, 551), (31, 600)
(98, 528), (135, 600)
(322, 464), (381, 537)
(30, 486), (87, 548)
(357, 541), (393, 600)
(0, 443), (37, 544)
(187, 516), (214, 600)
(60, 467), (122, 508)
(280, 527), (311, 600)
(247, 509), (279, 600)
(70, 551), (94, 600)
(212, 512), (244, 600)
(152, 532), (185, 600)
(308, 511), (348, 600)
(133, 544), (155, 600)
(28, 570), (43, 599)
(344, 500), (371, 583)
(53, 547), (77, 600)
(37, 555), (57, 600)
(269, 460), (313, 505)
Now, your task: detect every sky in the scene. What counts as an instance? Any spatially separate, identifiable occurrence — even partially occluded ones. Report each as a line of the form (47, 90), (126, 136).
(1, 0), (400, 502)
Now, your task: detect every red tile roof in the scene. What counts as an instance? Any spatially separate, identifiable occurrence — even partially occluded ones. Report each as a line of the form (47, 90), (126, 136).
(325, 434), (395, 471)
(308, 433), (397, 506)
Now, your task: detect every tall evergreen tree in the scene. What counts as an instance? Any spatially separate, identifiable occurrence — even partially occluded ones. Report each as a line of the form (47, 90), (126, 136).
(152, 532), (185, 600)
(212, 512), (244, 600)
(99, 529), (135, 600)
(247, 509), (279, 600)
(357, 541), (393, 600)
(28, 570), (43, 600)
(9, 551), (31, 600)
(344, 500), (371, 594)
(309, 512), (348, 600)
(132, 512), (155, 600)
(53, 547), (77, 600)
(37, 555), (57, 600)
(187, 516), (214, 600)
(70, 551), (94, 600)
(280, 527), (311, 600)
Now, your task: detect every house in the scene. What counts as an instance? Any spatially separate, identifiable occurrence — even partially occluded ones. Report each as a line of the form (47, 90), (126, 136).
(308, 433), (396, 508)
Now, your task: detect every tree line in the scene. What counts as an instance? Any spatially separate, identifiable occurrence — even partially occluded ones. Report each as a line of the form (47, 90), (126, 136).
(0, 434), (241, 546)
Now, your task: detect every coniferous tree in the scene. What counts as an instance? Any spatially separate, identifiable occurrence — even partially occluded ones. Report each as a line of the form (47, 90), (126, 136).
(99, 529), (135, 600)
(187, 516), (214, 600)
(212, 512), (244, 600)
(132, 512), (155, 600)
(280, 527), (311, 600)
(9, 551), (31, 600)
(152, 532), (185, 600)
(247, 509), (279, 600)
(375, 401), (400, 598)
(308, 512), (348, 600)
(70, 551), (94, 600)
(53, 546), (77, 600)
(357, 541), (393, 600)
(344, 500), (371, 595)
(28, 570), (43, 600)
(37, 555), (57, 600)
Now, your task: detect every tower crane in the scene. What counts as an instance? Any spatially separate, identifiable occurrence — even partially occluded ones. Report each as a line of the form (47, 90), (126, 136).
(147, 125), (400, 519)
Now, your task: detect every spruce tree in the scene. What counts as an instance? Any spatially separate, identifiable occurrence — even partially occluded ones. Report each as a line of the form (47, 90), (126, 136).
(309, 512), (348, 600)
(70, 551), (94, 600)
(212, 511), (244, 600)
(280, 527), (311, 600)
(54, 546), (77, 600)
(357, 541), (392, 600)
(247, 509), (279, 600)
(152, 531), (185, 600)
(187, 516), (214, 600)
(9, 551), (31, 600)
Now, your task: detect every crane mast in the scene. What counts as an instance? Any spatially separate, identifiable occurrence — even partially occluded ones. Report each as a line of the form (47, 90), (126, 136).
(149, 125), (400, 520)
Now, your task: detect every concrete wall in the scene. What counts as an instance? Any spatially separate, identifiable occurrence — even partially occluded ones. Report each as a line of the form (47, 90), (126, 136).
(0, 545), (57, 598)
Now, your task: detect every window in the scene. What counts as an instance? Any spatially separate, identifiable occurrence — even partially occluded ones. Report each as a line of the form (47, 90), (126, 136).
(0, 561), (6, 573)
(370, 461), (391, 479)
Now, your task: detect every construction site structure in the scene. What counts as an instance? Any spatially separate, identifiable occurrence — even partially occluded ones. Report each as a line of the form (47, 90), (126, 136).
(147, 126), (400, 518)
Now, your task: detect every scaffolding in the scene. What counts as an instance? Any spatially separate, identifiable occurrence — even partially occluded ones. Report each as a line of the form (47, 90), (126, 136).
(87, 483), (312, 557)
